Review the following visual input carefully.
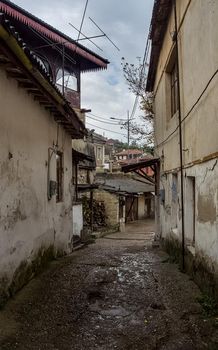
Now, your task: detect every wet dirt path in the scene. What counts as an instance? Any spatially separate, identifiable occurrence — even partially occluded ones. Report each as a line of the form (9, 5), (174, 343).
(0, 220), (218, 349)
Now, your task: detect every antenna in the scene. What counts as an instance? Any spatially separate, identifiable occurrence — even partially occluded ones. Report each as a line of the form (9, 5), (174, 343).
(77, 0), (88, 42)
(89, 17), (120, 51)
(69, 23), (103, 52)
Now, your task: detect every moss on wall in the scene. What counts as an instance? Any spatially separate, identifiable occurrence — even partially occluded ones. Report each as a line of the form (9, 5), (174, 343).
(162, 236), (218, 301)
(0, 245), (64, 308)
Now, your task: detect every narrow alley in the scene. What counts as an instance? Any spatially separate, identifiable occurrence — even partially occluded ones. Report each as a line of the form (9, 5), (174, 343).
(0, 220), (217, 350)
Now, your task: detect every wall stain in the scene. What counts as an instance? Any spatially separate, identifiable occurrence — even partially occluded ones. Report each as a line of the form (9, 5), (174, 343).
(197, 194), (216, 224)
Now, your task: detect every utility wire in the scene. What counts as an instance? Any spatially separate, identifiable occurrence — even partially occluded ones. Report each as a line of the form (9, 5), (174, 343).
(86, 122), (127, 136)
(129, 34), (151, 120)
(86, 115), (121, 125)
(155, 66), (218, 149)
(89, 112), (127, 121)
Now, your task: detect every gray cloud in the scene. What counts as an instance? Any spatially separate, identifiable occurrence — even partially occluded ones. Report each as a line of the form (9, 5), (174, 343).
(14, 0), (154, 141)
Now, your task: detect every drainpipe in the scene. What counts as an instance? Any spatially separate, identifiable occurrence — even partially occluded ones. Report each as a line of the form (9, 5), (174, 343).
(174, 0), (185, 270)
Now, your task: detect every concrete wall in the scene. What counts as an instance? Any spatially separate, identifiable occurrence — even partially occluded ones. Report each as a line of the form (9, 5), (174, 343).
(0, 69), (74, 303)
(93, 190), (119, 226)
(153, 0), (218, 292)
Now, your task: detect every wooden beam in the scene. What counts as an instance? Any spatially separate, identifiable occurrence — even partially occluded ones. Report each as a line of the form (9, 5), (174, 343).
(138, 169), (155, 184)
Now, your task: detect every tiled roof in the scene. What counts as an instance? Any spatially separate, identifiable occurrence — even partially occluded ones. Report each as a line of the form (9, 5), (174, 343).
(116, 149), (143, 156)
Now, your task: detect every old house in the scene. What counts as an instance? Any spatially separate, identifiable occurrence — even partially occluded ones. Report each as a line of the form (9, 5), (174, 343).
(0, 0), (108, 304)
(94, 173), (154, 231)
(91, 132), (106, 171)
(147, 0), (218, 294)
(115, 149), (143, 164)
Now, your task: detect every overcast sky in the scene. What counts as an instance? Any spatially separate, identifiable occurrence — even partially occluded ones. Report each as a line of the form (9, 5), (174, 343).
(14, 0), (154, 142)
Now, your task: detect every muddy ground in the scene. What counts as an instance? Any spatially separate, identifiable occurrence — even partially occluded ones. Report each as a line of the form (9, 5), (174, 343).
(0, 220), (218, 350)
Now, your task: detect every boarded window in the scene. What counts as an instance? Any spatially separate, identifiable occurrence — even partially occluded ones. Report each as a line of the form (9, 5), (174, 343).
(56, 152), (63, 202)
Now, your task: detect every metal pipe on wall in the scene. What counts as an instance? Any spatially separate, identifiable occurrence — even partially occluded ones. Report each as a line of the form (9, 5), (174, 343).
(174, 0), (185, 270)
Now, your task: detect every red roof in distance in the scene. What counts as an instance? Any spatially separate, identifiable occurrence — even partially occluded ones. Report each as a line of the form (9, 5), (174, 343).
(116, 149), (143, 156)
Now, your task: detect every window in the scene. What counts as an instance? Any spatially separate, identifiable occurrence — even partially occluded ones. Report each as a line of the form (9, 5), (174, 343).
(165, 46), (179, 119)
(56, 152), (63, 202)
(56, 68), (78, 92)
(170, 63), (179, 117)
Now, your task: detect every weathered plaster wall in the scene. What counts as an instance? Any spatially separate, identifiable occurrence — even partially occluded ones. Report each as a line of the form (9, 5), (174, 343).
(160, 159), (218, 287)
(93, 190), (119, 226)
(0, 69), (73, 303)
(154, 0), (218, 170)
(153, 0), (218, 283)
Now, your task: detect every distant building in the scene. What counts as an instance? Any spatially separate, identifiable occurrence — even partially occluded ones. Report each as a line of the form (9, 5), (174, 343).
(94, 173), (155, 230)
(92, 133), (106, 170)
(115, 149), (143, 163)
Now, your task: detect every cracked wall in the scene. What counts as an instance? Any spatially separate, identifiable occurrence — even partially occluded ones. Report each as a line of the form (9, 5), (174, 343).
(0, 69), (73, 304)
(153, 0), (218, 289)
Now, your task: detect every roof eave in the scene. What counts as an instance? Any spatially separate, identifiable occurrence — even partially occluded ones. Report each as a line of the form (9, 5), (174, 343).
(0, 15), (86, 138)
(0, 0), (109, 71)
(146, 0), (173, 92)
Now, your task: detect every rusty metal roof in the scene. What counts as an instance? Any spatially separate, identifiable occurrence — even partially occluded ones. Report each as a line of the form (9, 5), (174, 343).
(146, 0), (172, 91)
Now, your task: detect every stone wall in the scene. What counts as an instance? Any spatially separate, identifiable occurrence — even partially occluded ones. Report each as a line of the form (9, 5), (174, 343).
(93, 190), (119, 227)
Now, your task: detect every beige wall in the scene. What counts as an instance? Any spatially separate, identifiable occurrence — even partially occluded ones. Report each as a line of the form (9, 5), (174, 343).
(0, 69), (74, 299)
(154, 0), (218, 170)
(153, 0), (218, 270)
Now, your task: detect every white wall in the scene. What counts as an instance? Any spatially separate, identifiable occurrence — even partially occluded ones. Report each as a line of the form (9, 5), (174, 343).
(0, 69), (74, 294)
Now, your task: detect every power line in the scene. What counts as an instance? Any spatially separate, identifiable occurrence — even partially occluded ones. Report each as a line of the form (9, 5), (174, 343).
(89, 112), (127, 121)
(129, 34), (151, 120)
(86, 115), (121, 125)
(86, 122), (127, 136)
(155, 66), (218, 149)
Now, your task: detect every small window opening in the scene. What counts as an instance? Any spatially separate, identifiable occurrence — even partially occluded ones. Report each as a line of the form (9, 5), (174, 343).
(56, 68), (78, 92)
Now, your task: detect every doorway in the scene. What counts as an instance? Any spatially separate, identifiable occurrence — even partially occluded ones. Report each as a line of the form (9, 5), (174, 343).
(185, 176), (195, 244)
